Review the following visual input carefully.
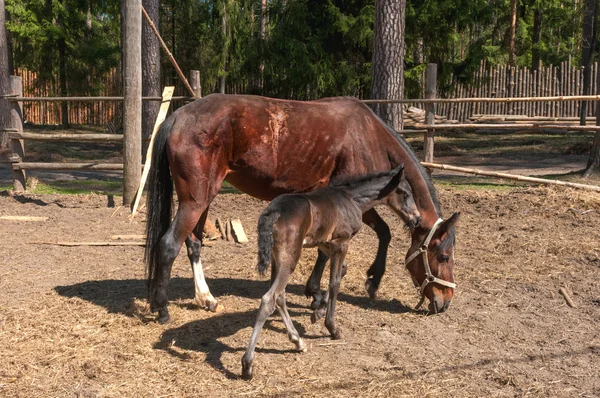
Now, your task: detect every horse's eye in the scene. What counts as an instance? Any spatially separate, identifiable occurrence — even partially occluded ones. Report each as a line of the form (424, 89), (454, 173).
(439, 254), (450, 263)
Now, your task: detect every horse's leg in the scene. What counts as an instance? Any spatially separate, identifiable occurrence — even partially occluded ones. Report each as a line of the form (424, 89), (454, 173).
(241, 256), (295, 380)
(184, 208), (223, 313)
(152, 202), (204, 323)
(304, 249), (329, 310)
(362, 208), (391, 299)
(324, 243), (348, 340)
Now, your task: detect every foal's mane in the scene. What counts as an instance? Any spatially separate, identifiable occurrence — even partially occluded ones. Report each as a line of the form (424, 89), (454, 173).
(329, 169), (400, 189)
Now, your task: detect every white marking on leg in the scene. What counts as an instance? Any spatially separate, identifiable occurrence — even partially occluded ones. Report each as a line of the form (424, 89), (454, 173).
(192, 258), (216, 305)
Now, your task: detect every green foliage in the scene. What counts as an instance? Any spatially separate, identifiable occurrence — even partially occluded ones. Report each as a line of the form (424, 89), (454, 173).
(6, 0), (120, 94)
(3, 0), (595, 103)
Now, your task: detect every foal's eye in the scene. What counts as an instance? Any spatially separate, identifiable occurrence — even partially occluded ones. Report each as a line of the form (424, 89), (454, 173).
(439, 254), (450, 263)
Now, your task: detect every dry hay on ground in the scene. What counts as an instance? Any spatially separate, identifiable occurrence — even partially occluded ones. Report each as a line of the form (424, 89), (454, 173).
(0, 186), (599, 397)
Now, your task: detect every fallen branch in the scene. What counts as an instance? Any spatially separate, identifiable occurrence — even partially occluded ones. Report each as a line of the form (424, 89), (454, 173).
(110, 235), (146, 240)
(559, 287), (576, 308)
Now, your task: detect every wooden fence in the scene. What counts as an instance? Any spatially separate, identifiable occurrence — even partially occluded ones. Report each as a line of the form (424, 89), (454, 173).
(16, 58), (600, 126)
(17, 68), (123, 127)
(436, 58), (600, 121)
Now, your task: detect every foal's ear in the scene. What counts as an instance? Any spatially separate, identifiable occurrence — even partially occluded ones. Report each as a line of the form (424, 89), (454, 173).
(377, 165), (405, 199)
(438, 212), (461, 239)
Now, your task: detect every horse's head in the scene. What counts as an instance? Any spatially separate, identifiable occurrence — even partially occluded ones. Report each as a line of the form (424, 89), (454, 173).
(385, 177), (422, 229)
(405, 213), (460, 314)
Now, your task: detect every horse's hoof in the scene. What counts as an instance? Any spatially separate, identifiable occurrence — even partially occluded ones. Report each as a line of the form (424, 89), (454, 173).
(364, 279), (378, 299)
(296, 338), (307, 352)
(208, 301), (224, 313)
(156, 308), (171, 324)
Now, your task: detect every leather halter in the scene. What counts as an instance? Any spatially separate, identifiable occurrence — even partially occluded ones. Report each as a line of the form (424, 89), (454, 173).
(405, 218), (456, 309)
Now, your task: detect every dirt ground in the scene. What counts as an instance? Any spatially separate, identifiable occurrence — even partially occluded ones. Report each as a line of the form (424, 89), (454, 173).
(0, 185), (599, 397)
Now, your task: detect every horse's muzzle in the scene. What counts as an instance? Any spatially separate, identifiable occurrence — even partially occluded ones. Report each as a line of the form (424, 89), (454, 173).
(429, 297), (451, 314)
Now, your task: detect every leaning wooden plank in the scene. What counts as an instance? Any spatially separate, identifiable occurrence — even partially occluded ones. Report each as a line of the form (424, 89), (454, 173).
(131, 86), (175, 217)
(215, 218), (226, 239)
(421, 162), (600, 192)
(0, 215), (48, 221)
(230, 218), (249, 243)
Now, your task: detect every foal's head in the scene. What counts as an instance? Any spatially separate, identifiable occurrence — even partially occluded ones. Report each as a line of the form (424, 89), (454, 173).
(384, 177), (421, 229)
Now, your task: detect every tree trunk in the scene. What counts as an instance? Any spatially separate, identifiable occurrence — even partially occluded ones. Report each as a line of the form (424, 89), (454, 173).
(531, 8), (542, 71)
(583, 48), (600, 177)
(258, 0), (267, 93)
(508, 0), (517, 66)
(0, 0), (10, 148)
(58, 35), (69, 128)
(220, 1), (227, 94)
(370, 0), (406, 131)
(142, 0), (160, 154)
(580, 0), (599, 125)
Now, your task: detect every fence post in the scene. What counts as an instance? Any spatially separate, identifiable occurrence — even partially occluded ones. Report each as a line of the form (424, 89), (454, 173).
(121, 0), (142, 206)
(9, 75), (25, 191)
(423, 63), (437, 166)
(190, 70), (201, 98)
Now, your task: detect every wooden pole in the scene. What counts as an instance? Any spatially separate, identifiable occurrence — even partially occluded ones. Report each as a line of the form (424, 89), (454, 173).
(424, 63), (437, 164)
(9, 76), (25, 191)
(141, 6), (196, 98)
(421, 162), (600, 192)
(122, 0), (143, 205)
(190, 70), (202, 98)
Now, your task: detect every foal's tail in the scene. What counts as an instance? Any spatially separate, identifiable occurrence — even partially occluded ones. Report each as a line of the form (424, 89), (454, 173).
(144, 116), (176, 297)
(257, 210), (281, 276)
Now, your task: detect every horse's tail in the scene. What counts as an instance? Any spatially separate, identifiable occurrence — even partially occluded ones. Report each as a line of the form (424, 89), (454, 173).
(144, 116), (176, 297)
(257, 210), (281, 276)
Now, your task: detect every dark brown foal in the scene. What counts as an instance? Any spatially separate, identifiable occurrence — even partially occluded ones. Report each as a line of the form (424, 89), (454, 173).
(241, 166), (413, 380)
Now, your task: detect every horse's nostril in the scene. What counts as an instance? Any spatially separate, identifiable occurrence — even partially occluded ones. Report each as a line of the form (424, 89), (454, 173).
(415, 216), (422, 227)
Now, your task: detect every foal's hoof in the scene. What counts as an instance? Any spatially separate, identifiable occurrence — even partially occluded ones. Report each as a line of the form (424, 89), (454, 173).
(310, 299), (320, 311)
(364, 279), (378, 299)
(156, 308), (171, 324)
(296, 338), (307, 352)
(310, 308), (325, 324)
(331, 329), (342, 340)
(241, 361), (253, 380)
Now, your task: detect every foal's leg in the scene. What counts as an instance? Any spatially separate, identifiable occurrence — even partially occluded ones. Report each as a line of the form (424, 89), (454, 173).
(276, 292), (306, 352)
(362, 208), (391, 298)
(184, 208), (223, 313)
(304, 249), (329, 309)
(305, 250), (349, 311)
(324, 243), (348, 340)
(241, 258), (295, 380)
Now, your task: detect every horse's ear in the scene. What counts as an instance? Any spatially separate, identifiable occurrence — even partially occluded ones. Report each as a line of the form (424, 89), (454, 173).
(438, 212), (460, 239)
(377, 165), (404, 199)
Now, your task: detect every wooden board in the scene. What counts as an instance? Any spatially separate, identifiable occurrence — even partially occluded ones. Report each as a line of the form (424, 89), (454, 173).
(230, 218), (249, 244)
(0, 216), (48, 222)
(130, 86), (175, 216)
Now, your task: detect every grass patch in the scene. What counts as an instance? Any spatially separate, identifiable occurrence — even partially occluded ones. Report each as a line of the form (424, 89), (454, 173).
(26, 179), (123, 195)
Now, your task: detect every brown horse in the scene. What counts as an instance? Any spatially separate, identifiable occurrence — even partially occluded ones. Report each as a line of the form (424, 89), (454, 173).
(241, 166), (410, 380)
(145, 94), (458, 324)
